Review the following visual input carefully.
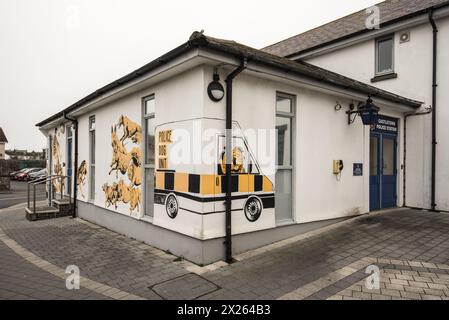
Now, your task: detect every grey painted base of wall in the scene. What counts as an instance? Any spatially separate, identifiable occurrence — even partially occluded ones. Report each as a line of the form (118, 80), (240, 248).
(77, 201), (350, 266)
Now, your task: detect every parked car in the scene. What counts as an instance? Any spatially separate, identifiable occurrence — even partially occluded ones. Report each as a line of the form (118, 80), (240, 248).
(29, 168), (47, 181)
(9, 168), (28, 180)
(15, 168), (42, 181)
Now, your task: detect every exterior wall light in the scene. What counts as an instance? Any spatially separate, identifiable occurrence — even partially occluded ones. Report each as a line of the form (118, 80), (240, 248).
(347, 97), (380, 125)
(207, 72), (225, 102)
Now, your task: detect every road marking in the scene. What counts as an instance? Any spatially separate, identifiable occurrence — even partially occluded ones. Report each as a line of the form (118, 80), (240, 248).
(0, 227), (146, 300)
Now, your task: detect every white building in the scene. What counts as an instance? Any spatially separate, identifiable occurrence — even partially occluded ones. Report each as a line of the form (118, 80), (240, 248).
(264, 0), (449, 212)
(36, 30), (423, 265)
(0, 127), (7, 160)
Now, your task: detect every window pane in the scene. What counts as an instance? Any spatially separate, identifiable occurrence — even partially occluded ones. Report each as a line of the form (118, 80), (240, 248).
(145, 98), (155, 115)
(146, 118), (155, 164)
(67, 126), (72, 138)
(383, 139), (395, 176)
(89, 117), (95, 130)
(377, 38), (393, 73)
(89, 166), (95, 200)
(90, 131), (95, 164)
(276, 117), (292, 166)
(276, 96), (292, 113)
(275, 169), (292, 222)
(145, 169), (154, 217)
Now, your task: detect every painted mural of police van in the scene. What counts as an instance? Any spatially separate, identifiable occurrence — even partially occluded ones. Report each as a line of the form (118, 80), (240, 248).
(153, 118), (274, 225)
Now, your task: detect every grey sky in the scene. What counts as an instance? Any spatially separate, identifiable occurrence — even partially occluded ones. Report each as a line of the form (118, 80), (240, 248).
(0, 0), (379, 151)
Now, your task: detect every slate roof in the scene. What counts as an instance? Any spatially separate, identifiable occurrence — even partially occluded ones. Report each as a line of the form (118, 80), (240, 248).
(36, 31), (422, 127)
(0, 127), (8, 143)
(263, 0), (449, 57)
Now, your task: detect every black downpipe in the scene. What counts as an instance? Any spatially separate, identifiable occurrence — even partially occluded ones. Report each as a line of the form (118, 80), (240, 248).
(63, 112), (78, 218)
(403, 107), (432, 207)
(225, 58), (247, 263)
(429, 10), (438, 211)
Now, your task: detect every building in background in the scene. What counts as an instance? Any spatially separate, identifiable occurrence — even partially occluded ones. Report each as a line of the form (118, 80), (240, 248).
(6, 149), (44, 160)
(263, 0), (449, 212)
(0, 127), (8, 160)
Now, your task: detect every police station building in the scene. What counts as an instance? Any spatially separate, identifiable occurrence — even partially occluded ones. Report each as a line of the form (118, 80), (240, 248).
(37, 32), (424, 265)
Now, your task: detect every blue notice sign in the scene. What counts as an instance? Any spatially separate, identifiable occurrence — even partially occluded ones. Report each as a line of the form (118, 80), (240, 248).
(353, 163), (363, 176)
(371, 115), (398, 135)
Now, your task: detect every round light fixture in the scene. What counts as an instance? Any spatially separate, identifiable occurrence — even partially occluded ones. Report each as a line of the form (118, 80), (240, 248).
(207, 73), (225, 102)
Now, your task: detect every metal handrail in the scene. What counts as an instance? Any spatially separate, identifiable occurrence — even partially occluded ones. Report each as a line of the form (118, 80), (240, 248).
(27, 175), (72, 215)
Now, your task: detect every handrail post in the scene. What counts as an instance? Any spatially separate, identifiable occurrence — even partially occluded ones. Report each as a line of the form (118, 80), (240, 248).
(33, 183), (36, 214)
(27, 181), (30, 209)
(49, 177), (53, 206)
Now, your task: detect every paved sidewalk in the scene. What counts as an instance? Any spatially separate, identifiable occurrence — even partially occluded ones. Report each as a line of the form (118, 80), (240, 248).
(1, 204), (449, 300)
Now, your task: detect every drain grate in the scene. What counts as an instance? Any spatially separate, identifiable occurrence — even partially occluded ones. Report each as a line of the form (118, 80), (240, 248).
(150, 273), (220, 300)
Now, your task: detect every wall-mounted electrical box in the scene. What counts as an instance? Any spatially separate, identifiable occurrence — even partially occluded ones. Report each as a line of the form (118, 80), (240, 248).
(333, 160), (344, 175)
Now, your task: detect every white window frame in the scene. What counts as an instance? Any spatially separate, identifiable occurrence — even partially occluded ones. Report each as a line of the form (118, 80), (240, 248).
(66, 124), (73, 196)
(275, 92), (296, 225)
(142, 95), (155, 219)
(375, 34), (395, 76)
(88, 116), (96, 202)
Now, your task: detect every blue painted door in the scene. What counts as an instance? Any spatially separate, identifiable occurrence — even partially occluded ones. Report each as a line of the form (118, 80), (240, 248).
(370, 134), (381, 211)
(370, 133), (397, 211)
(381, 135), (397, 209)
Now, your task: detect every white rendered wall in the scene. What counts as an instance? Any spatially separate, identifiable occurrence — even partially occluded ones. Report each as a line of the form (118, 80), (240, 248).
(203, 65), (404, 225)
(42, 63), (407, 242)
(305, 17), (449, 211)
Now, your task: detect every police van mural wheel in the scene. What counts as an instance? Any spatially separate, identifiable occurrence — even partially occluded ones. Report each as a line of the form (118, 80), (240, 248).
(165, 194), (179, 219)
(244, 197), (263, 222)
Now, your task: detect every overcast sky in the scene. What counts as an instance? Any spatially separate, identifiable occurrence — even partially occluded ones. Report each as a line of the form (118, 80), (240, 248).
(0, 0), (380, 151)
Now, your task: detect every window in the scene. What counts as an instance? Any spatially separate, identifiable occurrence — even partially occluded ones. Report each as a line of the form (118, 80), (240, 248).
(376, 35), (394, 75)
(275, 93), (295, 224)
(66, 125), (73, 196)
(89, 116), (96, 201)
(143, 96), (155, 217)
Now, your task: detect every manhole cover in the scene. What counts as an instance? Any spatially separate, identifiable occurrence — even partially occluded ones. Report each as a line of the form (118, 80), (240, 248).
(150, 273), (220, 300)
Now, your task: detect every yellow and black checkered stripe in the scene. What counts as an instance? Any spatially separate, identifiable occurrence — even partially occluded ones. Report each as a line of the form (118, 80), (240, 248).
(155, 171), (273, 196)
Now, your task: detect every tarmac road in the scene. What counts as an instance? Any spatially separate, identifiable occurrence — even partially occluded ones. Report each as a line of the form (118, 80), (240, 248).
(0, 181), (46, 209)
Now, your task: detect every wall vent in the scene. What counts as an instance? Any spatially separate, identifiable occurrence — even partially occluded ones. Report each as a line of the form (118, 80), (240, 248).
(399, 31), (411, 43)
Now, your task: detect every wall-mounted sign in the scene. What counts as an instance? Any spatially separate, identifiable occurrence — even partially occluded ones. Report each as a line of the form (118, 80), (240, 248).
(371, 115), (398, 135)
(353, 163), (363, 176)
